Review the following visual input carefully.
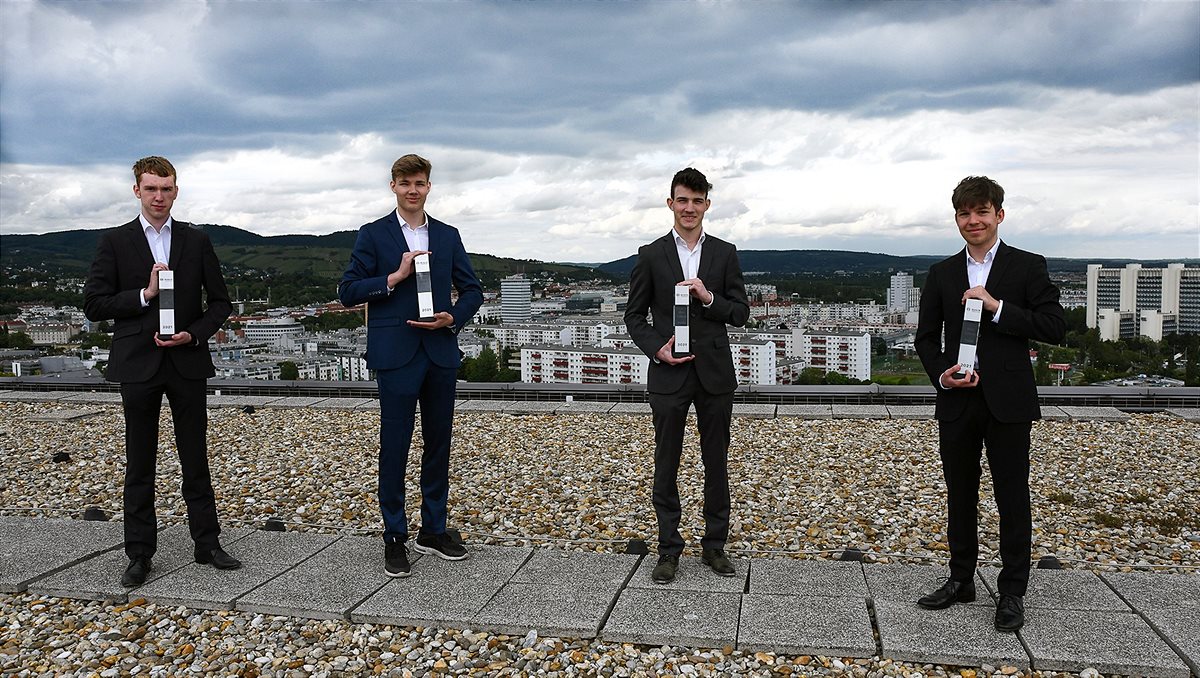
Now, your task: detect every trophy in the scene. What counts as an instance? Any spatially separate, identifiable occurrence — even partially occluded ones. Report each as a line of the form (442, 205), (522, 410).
(414, 253), (435, 322)
(673, 285), (691, 357)
(157, 270), (175, 341)
(955, 298), (984, 377)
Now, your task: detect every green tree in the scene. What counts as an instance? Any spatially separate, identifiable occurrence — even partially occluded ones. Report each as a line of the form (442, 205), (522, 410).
(278, 361), (299, 380)
(797, 367), (826, 385)
(495, 348), (520, 382)
(76, 332), (111, 349)
(462, 347), (498, 382)
(1034, 346), (1051, 386)
(823, 371), (852, 385)
(0, 331), (34, 349)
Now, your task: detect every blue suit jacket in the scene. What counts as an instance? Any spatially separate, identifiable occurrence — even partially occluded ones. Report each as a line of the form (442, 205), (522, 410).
(338, 212), (483, 370)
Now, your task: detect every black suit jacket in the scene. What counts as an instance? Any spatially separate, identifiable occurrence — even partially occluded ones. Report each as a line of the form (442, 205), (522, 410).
(83, 219), (232, 383)
(915, 241), (1065, 423)
(625, 233), (750, 395)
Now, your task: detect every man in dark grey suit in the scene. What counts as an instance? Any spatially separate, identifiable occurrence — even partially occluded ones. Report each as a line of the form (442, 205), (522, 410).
(84, 156), (240, 587)
(915, 176), (1065, 632)
(625, 168), (750, 584)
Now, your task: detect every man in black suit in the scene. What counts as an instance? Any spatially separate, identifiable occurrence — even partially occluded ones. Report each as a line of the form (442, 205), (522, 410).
(625, 167), (750, 584)
(84, 156), (240, 587)
(914, 176), (1065, 632)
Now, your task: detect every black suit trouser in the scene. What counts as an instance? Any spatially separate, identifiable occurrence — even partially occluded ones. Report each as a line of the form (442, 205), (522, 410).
(648, 365), (733, 556)
(119, 357), (220, 558)
(938, 389), (1032, 596)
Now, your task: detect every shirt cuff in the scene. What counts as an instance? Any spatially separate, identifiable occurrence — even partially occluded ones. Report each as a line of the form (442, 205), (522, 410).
(992, 300), (1004, 322)
(140, 289), (150, 307)
(702, 291), (715, 308)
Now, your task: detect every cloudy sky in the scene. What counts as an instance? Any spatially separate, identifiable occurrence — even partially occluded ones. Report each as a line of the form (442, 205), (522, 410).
(2, 1), (1197, 263)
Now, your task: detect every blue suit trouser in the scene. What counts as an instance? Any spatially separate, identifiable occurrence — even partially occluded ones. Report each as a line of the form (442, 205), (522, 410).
(376, 345), (458, 543)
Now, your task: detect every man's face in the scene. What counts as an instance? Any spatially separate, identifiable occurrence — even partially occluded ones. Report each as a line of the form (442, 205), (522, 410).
(668, 185), (710, 235)
(955, 201), (1004, 251)
(391, 173), (431, 214)
(133, 173), (177, 223)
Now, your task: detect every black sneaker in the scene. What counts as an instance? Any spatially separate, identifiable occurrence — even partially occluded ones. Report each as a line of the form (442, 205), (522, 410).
(384, 541), (410, 578)
(413, 532), (468, 561)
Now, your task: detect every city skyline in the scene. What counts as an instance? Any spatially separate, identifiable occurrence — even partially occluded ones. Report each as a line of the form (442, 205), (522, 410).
(2, 2), (1197, 262)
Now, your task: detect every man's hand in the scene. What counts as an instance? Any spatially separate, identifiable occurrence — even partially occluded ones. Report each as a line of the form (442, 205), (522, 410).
(655, 336), (694, 365)
(963, 286), (999, 314)
(154, 331), (194, 348)
(939, 364), (980, 389)
(409, 311), (455, 331)
(680, 279), (714, 305)
(144, 263), (169, 300)
(388, 250), (431, 288)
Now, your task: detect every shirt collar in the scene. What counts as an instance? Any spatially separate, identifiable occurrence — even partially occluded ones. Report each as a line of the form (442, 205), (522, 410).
(967, 238), (1000, 265)
(673, 228), (706, 251)
(139, 214), (173, 234)
(396, 210), (429, 230)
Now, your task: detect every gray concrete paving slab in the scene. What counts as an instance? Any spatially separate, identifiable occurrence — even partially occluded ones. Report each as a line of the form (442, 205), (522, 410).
(314, 397), (374, 409)
(222, 530), (338, 566)
(509, 549), (641, 589)
(473, 582), (618, 638)
(608, 402), (652, 415)
(1020, 607), (1189, 677)
(602, 588), (740, 648)
(355, 399), (381, 410)
(503, 401), (561, 414)
(27, 408), (104, 421)
(776, 404), (832, 419)
(1165, 407), (1200, 422)
(236, 535), (398, 620)
(1141, 606), (1200, 677)
(832, 404), (889, 419)
(737, 593), (875, 657)
(748, 559), (869, 598)
(554, 401), (615, 414)
(60, 392), (124, 404)
(268, 396), (329, 409)
(0, 516), (124, 592)
(627, 554), (747, 593)
(350, 545), (532, 628)
(886, 405), (935, 420)
(979, 567), (1129, 611)
(732, 404), (776, 419)
(863, 564), (992, 607)
(1099, 571), (1200, 610)
(874, 599), (1027, 668)
(27, 525), (254, 602)
(1039, 406), (1070, 421)
(132, 560), (294, 611)
(3, 391), (68, 402)
(457, 400), (509, 412)
(1060, 406), (1129, 422)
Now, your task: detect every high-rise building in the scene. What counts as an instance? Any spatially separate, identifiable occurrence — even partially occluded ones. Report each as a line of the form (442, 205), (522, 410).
(791, 329), (871, 382)
(501, 274), (532, 323)
(886, 272), (920, 319)
(1086, 263), (1200, 340)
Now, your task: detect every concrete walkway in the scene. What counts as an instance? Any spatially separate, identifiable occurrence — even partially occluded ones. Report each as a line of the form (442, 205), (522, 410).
(2, 516), (1196, 676)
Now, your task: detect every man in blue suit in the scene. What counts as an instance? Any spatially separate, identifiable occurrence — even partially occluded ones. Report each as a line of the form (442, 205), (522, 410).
(339, 154), (483, 577)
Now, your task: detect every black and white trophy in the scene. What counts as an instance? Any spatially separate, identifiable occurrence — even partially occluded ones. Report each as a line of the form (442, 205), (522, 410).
(954, 298), (984, 377)
(157, 270), (175, 341)
(672, 285), (691, 357)
(414, 253), (435, 322)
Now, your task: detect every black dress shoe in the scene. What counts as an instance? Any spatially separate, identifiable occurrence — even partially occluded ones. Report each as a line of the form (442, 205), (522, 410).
(995, 593), (1025, 632)
(701, 548), (736, 576)
(195, 546), (242, 570)
(917, 578), (976, 609)
(652, 554), (679, 584)
(121, 556), (152, 587)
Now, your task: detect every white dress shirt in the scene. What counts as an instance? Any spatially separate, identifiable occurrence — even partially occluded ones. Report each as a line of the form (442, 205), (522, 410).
(139, 215), (173, 307)
(673, 229), (714, 307)
(966, 238), (1004, 322)
(399, 210), (429, 252)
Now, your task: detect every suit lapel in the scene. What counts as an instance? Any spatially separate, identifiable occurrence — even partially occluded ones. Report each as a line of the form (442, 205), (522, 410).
(950, 247), (970, 293)
(124, 219), (156, 273)
(167, 220), (186, 269)
(696, 234), (718, 285)
(660, 234), (685, 283)
(985, 241), (1013, 291)
(383, 210), (409, 256)
(427, 217), (445, 259)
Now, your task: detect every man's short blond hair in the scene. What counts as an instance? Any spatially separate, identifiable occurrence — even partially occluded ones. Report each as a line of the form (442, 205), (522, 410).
(133, 156), (177, 185)
(391, 154), (432, 182)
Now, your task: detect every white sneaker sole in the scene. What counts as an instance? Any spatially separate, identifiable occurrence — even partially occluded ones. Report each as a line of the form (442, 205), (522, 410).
(385, 567), (411, 578)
